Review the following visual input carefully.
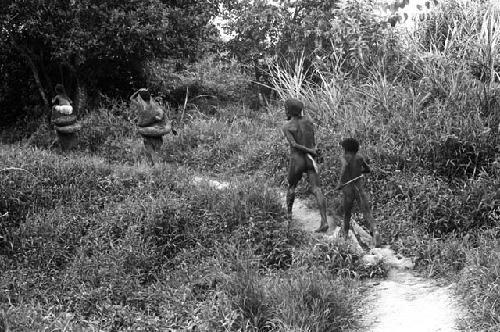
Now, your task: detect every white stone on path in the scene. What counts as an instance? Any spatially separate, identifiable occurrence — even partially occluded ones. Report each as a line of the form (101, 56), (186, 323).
(192, 176), (230, 189)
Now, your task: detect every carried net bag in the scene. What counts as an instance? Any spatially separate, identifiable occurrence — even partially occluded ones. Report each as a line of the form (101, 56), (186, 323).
(137, 96), (164, 128)
(55, 122), (82, 134)
(135, 96), (172, 137)
(137, 121), (172, 137)
(53, 115), (77, 126)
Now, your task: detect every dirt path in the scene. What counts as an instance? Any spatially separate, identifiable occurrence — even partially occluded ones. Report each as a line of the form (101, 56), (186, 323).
(359, 269), (461, 332)
(193, 176), (464, 332)
(284, 195), (464, 332)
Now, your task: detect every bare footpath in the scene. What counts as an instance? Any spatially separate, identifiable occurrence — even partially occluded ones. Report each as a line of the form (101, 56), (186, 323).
(191, 176), (465, 332)
(285, 194), (465, 332)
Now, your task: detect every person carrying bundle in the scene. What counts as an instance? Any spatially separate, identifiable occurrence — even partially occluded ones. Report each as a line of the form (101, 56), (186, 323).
(130, 88), (175, 165)
(51, 84), (81, 151)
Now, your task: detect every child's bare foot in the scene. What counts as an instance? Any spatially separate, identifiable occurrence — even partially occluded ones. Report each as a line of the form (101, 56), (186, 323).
(315, 224), (329, 233)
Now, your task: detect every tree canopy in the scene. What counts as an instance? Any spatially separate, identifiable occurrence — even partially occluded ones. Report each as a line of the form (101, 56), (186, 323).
(225, 0), (392, 77)
(0, 0), (234, 123)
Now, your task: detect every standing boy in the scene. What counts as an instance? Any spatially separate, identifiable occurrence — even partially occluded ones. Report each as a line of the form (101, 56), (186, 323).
(336, 138), (381, 247)
(282, 98), (328, 232)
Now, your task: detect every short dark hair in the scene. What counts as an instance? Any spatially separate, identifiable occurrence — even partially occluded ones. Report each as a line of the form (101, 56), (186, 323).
(285, 98), (304, 117)
(340, 138), (360, 153)
(139, 89), (151, 102)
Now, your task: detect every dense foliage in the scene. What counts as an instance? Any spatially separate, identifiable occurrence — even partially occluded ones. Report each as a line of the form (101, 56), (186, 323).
(0, 0), (235, 125)
(1, 0), (499, 330)
(226, 0), (395, 79)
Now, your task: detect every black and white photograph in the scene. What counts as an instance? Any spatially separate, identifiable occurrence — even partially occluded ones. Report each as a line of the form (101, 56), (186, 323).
(1, 0), (499, 330)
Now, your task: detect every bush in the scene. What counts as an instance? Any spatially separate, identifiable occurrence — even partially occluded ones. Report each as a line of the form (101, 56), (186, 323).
(294, 240), (388, 280)
(412, 236), (467, 277)
(407, 172), (500, 237)
(0, 144), (307, 330)
(268, 272), (358, 332)
(144, 55), (252, 110)
(218, 255), (359, 332)
(0, 149), (143, 262)
(426, 135), (498, 180)
(458, 229), (500, 331)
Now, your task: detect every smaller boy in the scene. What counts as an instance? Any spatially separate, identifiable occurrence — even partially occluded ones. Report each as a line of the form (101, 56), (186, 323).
(335, 138), (381, 248)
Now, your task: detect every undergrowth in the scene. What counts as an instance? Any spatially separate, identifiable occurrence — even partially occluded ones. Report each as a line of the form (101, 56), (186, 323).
(0, 144), (370, 331)
(1, 1), (500, 330)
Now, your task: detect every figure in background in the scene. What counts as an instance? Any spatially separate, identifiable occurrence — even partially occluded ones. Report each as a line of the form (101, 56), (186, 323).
(130, 88), (175, 165)
(51, 84), (81, 151)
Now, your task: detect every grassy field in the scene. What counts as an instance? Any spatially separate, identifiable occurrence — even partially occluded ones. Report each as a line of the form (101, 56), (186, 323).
(0, 110), (386, 331)
(1, 90), (499, 330)
(2, 1), (500, 330)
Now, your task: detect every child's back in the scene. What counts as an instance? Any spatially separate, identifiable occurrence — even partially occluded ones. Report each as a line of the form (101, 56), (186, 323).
(340, 153), (370, 184)
(337, 138), (380, 247)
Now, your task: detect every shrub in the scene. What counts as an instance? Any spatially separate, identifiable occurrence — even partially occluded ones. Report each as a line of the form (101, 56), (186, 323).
(426, 135), (498, 180)
(224, 267), (274, 331)
(294, 240), (388, 280)
(268, 271), (359, 332)
(0, 148), (136, 259)
(218, 253), (359, 332)
(409, 173), (500, 237)
(144, 55), (252, 109)
(413, 236), (467, 277)
(1, 144), (311, 330)
(458, 229), (500, 331)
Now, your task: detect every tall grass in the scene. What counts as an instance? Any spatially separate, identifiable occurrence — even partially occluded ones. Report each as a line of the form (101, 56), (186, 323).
(264, 2), (500, 331)
(457, 229), (500, 332)
(1, 140), (379, 330)
(479, 1), (500, 90)
(1, 2), (498, 330)
(268, 55), (344, 124)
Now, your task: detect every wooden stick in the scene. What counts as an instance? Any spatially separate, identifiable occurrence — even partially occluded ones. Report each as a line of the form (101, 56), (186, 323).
(338, 175), (364, 189)
(0, 167), (34, 176)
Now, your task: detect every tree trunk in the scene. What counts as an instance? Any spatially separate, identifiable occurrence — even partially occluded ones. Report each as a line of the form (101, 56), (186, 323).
(40, 51), (54, 94)
(12, 42), (50, 121)
(62, 62), (87, 117)
(74, 77), (82, 117)
(73, 76), (90, 117)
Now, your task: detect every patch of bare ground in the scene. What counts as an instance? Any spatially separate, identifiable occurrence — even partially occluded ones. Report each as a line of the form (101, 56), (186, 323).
(285, 194), (464, 332)
(193, 177), (465, 332)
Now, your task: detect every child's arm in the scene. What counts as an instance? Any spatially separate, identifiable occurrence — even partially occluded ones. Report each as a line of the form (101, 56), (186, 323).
(282, 126), (317, 156)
